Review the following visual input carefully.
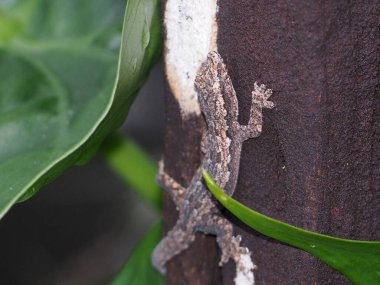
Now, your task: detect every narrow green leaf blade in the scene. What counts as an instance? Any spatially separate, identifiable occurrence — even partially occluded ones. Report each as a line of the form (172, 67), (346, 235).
(101, 133), (162, 211)
(110, 221), (164, 285)
(203, 170), (380, 285)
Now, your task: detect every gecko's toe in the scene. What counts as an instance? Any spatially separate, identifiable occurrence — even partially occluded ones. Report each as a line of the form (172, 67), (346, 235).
(263, 100), (275, 109)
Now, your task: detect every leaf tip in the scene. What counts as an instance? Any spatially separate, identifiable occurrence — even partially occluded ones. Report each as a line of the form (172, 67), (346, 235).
(202, 169), (215, 190)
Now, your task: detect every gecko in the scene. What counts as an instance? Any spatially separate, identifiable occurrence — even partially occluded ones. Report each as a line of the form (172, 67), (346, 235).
(152, 51), (274, 282)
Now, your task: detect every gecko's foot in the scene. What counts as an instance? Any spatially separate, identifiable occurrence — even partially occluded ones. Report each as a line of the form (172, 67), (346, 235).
(252, 82), (275, 109)
(218, 234), (256, 285)
(218, 234), (243, 266)
(199, 215), (245, 266)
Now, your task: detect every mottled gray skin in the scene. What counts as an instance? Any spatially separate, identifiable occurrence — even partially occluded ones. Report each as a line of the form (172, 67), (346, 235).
(152, 51), (274, 274)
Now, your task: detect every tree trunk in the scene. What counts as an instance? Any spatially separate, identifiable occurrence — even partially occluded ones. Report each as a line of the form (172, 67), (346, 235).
(162, 1), (379, 284)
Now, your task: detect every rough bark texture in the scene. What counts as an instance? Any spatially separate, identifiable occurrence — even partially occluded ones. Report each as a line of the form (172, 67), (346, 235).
(163, 1), (379, 284)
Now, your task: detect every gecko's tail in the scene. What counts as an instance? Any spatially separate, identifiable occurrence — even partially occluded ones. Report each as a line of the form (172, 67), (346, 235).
(152, 223), (195, 274)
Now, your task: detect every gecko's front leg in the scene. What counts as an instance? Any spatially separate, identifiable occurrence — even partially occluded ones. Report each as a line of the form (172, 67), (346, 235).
(156, 160), (186, 209)
(240, 82), (275, 140)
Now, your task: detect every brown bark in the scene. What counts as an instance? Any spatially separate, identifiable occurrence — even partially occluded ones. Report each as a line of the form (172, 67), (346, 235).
(163, 1), (380, 284)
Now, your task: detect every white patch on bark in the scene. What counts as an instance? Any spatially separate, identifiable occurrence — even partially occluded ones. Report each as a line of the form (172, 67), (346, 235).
(234, 250), (256, 285)
(164, 0), (218, 116)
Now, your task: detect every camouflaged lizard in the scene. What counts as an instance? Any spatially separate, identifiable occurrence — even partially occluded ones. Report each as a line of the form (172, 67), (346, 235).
(152, 51), (274, 283)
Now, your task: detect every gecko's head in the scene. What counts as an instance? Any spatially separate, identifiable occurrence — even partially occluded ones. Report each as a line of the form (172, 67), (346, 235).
(195, 51), (227, 121)
(207, 51), (222, 67)
(195, 51), (224, 93)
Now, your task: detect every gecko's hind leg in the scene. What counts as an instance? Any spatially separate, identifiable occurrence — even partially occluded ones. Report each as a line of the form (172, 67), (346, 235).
(196, 215), (256, 284)
(152, 218), (195, 274)
(196, 215), (243, 265)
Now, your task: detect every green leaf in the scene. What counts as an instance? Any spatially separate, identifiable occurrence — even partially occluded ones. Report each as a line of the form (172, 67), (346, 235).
(0, 0), (162, 219)
(110, 221), (164, 285)
(101, 133), (162, 211)
(203, 170), (380, 285)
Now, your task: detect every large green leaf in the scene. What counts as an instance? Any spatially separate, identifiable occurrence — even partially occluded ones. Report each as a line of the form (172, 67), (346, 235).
(101, 133), (162, 211)
(203, 171), (380, 285)
(110, 221), (164, 285)
(0, 0), (162, 219)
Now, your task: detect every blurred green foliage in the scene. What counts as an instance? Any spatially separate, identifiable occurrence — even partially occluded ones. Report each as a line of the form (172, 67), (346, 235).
(0, 0), (162, 219)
